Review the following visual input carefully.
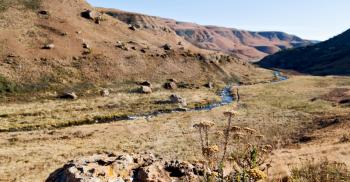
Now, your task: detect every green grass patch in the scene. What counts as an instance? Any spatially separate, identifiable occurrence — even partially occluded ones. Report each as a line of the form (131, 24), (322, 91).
(0, 76), (20, 94)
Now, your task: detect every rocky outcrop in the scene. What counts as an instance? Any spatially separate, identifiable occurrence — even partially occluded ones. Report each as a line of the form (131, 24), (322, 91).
(46, 153), (206, 182)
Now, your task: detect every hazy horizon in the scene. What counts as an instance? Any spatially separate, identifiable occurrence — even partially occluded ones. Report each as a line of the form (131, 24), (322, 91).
(87, 0), (350, 41)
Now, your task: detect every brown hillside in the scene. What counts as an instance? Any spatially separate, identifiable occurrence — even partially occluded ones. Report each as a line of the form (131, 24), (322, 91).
(258, 28), (350, 76)
(0, 0), (273, 97)
(100, 9), (313, 61)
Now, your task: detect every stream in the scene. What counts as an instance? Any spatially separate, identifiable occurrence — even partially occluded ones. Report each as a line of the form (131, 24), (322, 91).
(116, 71), (288, 122)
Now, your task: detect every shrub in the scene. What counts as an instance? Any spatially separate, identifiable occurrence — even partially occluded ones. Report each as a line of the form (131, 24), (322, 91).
(291, 160), (350, 182)
(193, 108), (272, 181)
(0, 76), (18, 94)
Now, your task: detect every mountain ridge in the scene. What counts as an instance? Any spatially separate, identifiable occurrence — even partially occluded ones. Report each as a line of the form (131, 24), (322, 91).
(258, 29), (350, 75)
(99, 8), (314, 61)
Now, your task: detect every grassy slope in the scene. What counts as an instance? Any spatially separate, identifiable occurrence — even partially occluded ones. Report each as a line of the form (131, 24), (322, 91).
(0, 76), (349, 181)
(0, 0), (273, 99)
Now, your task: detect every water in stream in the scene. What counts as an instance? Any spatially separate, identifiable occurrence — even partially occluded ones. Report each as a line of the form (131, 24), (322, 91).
(99, 71), (286, 122)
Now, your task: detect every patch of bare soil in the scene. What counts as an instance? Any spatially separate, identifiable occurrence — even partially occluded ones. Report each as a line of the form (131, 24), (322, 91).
(319, 88), (350, 106)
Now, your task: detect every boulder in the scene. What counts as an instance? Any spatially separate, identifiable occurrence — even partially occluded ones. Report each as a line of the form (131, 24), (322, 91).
(167, 78), (177, 83)
(81, 10), (100, 21)
(59, 92), (78, 100)
(82, 43), (90, 49)
(128, 24), (137, 31)
(139, 81), (152, 87)
(163, 44), (172, 50)
(100, 89), (110, 97)
(164, 82), (177, 90)
(204, 82), (214, 89)
(140, 86), (152, 94)
(116, 41), (128, 51)
(169, 94), (187, 106)
(46, 153), (137, 182)
(43, 43), (55, 49)
(46, 153), (206, 182)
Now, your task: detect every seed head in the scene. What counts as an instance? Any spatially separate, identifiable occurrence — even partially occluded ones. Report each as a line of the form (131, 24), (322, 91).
(223, 110), (238, 117)
(193, 121), (215, 129)
(230, 126), (242, 132)
(243, 127), (257, 135)
(255, 135), (265, 140)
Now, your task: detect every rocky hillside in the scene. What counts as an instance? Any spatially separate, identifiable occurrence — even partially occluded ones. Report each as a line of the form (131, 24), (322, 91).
(0, 0), (273, 97)
(258, 29), (350, 75)
(101, 9), (313, 61)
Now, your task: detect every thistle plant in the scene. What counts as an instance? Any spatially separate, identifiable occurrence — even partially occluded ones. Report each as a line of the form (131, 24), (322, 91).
(193, 121), (218, 169)
(193, 106), (272, 181)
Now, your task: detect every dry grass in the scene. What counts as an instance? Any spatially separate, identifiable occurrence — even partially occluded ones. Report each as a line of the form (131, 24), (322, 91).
(0, 87), (221, 132)
(290, 160), (350, 182)
(0, 76), (350, 181)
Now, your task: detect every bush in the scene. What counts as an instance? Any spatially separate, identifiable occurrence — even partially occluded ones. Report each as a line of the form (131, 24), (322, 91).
(291, 160), (350, 182)
(0, 76), (18, 94)
(193, 109), (273, 181)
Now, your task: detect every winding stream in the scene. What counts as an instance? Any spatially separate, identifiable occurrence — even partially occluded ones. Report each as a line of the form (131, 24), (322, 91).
(121, 71), (287, 121)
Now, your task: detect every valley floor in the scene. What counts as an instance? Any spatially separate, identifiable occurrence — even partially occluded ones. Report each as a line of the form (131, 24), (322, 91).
(0, 75), (350, 181)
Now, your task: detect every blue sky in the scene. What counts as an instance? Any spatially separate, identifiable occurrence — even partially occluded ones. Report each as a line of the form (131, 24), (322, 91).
(87, 0), (350, 41)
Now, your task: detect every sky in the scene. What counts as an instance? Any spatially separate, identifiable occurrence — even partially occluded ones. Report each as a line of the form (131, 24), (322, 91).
(87, 0), (350, 41)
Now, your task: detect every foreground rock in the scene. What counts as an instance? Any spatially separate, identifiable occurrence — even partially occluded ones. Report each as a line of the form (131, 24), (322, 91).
(46, 153), (205, 182)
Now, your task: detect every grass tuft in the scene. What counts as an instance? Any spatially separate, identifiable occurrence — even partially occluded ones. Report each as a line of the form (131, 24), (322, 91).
(291, 160), (350, 182)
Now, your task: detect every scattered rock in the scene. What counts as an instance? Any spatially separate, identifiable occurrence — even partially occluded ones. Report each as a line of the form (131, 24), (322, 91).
(139, 81), (152, 87)
(100, 89), (110, 97)
(169, 94), (187, 106)
(116, 41), (128, 51)
(82, 43), (90, 49)
(164, 82), (177, 90)
(81, 10), (102, 24)
(59, 92), (78, 100)
(38, 10), (49, 18)
(140, 86), (152, 94)
(43, 43), (55, 49)
(81, 10), (99, 20)
(204, 82), (214, 89)
(163, 44), (172, 50)
(128, 24), (137, 31)
(167, 79), (177, 83)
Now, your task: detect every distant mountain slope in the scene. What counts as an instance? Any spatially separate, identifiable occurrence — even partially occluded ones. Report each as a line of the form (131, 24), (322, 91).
(258, 29), (350, 75)
(99, 9), (313, 61)
(166, 22), (314, 61)
(0, 0), (274, 95)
